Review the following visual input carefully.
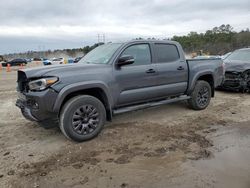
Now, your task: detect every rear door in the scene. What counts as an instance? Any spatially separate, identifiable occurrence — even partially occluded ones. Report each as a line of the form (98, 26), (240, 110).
(114, 43), (158, 106)
(152, 43), (188, 96)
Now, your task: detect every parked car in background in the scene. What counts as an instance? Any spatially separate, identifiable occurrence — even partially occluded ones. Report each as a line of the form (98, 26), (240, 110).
(220, 48), (250, 92)
(2, 59), (27, 67)
(33, 58), (43, 61)
(26, 59), (32, 63)
(51, 58), (64, 65)
(43, 59), (52, 66)
(16, 40), (224, 142)
(74, 56), (83, 63)
(221, 52), (232, 60)
(67, 58), (74, 64)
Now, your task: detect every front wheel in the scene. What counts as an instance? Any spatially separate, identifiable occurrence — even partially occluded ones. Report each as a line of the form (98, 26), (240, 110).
(60, 95), (106, 142)
(188, 80), (212, 110)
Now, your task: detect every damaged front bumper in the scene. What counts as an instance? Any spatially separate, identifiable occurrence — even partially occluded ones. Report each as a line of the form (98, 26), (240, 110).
(16, 99), (38, 121)
(221, 70), (250, 92)
(15, 89), (59, 122)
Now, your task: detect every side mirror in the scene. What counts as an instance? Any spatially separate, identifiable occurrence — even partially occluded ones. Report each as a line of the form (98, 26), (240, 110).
(117, 55), (135, 66)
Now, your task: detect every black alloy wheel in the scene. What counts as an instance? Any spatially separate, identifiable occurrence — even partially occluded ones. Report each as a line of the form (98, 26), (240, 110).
(72, 105), (100, 135)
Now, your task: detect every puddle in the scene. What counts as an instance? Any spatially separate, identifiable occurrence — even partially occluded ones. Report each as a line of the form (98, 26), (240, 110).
(181, 122), (250, 188)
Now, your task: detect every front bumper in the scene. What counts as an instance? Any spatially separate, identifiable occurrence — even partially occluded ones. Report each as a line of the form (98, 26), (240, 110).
(221, 71), (250, 91)
(16, 99), (38, 121)
(16, 89), (58, 121)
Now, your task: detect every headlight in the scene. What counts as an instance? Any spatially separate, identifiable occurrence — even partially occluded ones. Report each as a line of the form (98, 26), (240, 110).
(28, 77), (58, 91)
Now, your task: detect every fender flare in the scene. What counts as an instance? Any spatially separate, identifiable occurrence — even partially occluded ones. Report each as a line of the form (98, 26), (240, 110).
(188, 71), (215, 94)
(53, 81), (113, 114)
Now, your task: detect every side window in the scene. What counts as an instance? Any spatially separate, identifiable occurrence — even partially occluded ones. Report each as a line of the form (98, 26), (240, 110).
(121, 44), (151, 66)
(155, 44), (180, 63)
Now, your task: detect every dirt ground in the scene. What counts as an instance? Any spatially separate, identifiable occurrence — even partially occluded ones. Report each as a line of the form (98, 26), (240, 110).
(0, 67), (250, 188)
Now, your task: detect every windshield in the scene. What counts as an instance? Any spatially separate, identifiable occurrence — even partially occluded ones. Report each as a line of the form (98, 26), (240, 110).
(225, 49), (250, 62)
(79, 43), (122, 64)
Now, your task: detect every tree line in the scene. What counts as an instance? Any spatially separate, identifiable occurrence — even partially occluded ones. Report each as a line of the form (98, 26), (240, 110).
(172, 24), (250, 55)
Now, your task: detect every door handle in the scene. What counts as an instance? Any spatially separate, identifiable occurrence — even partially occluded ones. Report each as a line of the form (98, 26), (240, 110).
(177, 66), (184, 71)
(146, 69), (156, 74)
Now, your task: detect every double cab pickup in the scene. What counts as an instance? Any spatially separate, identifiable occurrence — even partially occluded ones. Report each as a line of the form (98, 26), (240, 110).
(16, 40), (224, 142)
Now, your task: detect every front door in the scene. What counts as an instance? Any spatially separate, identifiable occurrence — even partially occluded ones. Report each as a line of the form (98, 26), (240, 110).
(114, 43), (158, 106)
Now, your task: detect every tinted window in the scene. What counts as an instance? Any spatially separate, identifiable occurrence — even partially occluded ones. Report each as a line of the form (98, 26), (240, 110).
(155, 44), (180, 63)
(121, 44), (151, 65)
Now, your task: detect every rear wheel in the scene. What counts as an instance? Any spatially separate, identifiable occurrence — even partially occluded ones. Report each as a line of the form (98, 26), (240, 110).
(60, 95), (106, 142)
(188, 80), (212, 110)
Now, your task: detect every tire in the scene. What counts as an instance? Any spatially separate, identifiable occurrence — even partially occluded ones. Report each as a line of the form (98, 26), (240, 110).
(188, 80), (212, 110)
(59, 95), (106, 142)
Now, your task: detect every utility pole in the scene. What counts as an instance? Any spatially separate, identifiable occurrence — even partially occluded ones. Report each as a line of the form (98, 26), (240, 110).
(38, 45), (41, 58)
(97, 34), (100, 43)
(97, 33), (106, 44)
(103, 34), (106, 44)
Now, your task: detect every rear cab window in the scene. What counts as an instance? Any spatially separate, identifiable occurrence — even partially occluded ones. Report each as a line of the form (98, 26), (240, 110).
(154, 43), (180, 63)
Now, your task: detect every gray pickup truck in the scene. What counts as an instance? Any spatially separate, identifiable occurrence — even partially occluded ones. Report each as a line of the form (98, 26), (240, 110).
(16, 40), (224, 142)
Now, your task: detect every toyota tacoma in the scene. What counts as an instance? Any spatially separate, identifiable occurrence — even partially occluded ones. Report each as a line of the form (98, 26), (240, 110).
(16, 40), (224, 142)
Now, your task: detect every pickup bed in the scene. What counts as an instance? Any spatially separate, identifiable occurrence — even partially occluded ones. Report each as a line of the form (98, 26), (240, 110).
(16, 40), (224, 142)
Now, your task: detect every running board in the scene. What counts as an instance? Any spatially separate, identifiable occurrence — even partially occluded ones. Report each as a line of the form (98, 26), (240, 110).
(113, 95), (190, 115)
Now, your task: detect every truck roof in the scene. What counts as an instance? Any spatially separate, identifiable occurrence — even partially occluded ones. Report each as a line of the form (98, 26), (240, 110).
(127, 39), (179, 44)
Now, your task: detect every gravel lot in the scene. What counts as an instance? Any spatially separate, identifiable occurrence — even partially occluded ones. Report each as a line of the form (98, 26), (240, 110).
(0, 67), (250, 188)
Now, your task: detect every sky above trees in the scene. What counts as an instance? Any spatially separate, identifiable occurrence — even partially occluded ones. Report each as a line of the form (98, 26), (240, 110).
(0, 0), (249, 54)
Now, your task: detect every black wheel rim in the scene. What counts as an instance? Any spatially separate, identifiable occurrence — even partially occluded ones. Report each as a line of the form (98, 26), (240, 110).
(72, 105), (99, 135)
(197, 86), (209, 107)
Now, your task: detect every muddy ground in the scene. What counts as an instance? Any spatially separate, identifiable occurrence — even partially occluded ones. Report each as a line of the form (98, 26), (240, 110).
(0, 68), (250, 188)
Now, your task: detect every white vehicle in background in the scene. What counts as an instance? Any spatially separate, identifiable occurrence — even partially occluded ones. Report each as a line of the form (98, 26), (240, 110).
(51, 58), (65, 65)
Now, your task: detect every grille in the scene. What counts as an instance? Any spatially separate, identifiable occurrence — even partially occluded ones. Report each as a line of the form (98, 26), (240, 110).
(225, 71), (241, 79)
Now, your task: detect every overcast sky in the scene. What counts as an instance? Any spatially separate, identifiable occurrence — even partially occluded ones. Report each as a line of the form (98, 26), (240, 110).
(0, 0), (250, 54)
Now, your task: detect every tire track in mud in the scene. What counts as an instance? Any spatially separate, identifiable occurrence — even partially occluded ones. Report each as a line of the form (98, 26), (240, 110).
(15, 114), (226, 180)
(5, 92), (250, 187)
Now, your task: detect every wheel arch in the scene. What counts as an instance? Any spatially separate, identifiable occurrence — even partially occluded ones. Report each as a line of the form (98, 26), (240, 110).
(53, 82), (113, 121)
(189, 72), (215, 97)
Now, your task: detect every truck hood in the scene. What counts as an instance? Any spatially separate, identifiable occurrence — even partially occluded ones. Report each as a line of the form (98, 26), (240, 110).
(224, 60), (250, 72)
(19, 63), (110, 79)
